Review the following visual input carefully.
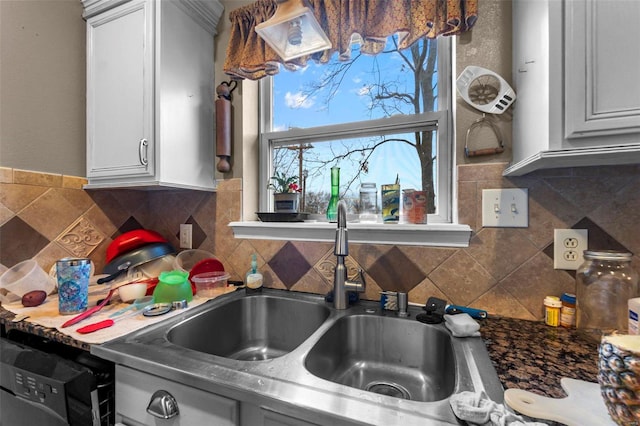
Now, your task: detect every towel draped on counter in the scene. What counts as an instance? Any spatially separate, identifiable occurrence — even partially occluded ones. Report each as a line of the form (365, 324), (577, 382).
(450, 390), (548, 426)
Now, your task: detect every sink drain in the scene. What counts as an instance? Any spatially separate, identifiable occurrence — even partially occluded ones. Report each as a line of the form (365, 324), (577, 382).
(365, 381), (411, 400)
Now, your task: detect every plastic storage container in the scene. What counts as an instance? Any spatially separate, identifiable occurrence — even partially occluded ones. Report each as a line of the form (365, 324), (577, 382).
(0, 260), (55, 298)
(191, 271), (230, 297)
(576, 250), (639, 338)
(174, 249), (216, 273)
(153, 270), (193, 303)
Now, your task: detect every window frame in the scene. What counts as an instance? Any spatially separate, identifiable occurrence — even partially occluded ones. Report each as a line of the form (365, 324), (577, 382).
(260, 36), (453, 222)
(229, 36), (472, 247)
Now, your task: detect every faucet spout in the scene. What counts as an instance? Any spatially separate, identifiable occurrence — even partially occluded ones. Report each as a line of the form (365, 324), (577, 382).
(333, 200), (366, 309)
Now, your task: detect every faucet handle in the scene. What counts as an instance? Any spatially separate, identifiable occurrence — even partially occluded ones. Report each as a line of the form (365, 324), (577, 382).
(356, 269), (366, 289)
(344, 268), (366, 294)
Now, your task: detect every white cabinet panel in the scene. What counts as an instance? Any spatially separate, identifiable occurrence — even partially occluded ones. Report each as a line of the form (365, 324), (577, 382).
(507, 0), (640, 176)
(83, 0), (223, 190)
(87, 0), (153, 180)
(565, 0), (640, 138)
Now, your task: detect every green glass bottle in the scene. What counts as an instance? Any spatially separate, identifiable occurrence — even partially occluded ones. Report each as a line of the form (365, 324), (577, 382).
(326, 167), (340, 222)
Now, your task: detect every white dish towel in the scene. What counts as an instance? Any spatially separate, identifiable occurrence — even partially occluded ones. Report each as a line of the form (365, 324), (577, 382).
(450, 390), (548, 426)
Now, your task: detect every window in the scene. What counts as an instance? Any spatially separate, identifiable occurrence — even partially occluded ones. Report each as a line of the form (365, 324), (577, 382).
(259, 36), (454, 224)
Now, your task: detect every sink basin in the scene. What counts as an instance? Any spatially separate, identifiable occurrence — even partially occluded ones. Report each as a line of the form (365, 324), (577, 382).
(304, 314), (456, 402)
(167, 293), (330, 360)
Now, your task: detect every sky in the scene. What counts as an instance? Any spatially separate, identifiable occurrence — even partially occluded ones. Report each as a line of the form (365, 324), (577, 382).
(270, 39), (436, 198)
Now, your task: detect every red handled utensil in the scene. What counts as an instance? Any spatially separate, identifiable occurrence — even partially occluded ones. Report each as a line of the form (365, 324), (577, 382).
(76, 304), (146, 334)
(60, 279), (153, 328)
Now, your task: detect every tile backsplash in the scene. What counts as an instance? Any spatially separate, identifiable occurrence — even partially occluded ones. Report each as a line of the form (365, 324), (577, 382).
(1, 163), (638, 321)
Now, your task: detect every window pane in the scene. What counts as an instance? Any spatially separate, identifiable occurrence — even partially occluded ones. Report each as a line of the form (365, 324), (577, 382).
(271, 126), (438, 217)
(271, 38), (438, 130)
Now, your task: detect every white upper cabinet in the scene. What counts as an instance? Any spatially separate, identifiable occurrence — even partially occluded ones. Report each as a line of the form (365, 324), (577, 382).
(83, 0), (223, 190)
(507, 0), (640, 176)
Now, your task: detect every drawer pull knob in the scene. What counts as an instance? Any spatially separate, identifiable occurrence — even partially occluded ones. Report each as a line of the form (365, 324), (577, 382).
(146, 390), (179, 419)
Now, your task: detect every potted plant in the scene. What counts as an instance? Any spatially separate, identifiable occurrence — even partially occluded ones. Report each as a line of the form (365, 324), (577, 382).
(268, 172), (301, 212)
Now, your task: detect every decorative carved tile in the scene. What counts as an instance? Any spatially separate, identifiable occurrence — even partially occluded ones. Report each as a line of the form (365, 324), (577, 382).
(314, 250), (360, 284)
(290, 268), (332, 295)
(55, 217), (105, 258)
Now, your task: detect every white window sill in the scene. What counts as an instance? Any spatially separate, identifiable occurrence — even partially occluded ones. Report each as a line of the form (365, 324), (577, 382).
(229, 221), (472, 247)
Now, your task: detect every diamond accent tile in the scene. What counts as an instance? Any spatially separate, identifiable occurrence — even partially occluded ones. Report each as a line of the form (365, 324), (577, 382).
(0, 216), (49, 267)
(114, 217), (144, 238)
(573, 217), (630, 252)
(174, 216), (206, 249)
(367, 246), (426, 293)
(55, 217), (105, 258)
(268, 242), (311, 289)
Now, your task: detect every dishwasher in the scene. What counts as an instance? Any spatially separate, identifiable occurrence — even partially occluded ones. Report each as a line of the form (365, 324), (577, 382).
(0, 330), (115, 426)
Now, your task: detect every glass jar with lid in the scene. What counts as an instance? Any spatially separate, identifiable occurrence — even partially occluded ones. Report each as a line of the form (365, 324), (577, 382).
(576, 250), (639, 339)
(359, 183), (377, 223)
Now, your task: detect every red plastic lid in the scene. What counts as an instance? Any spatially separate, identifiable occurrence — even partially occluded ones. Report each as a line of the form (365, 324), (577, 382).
(189, 258), (225, 280)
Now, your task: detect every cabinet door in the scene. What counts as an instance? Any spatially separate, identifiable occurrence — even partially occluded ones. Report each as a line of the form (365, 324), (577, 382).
(565, 0), (640, 138)
(86, 0), (154, 179)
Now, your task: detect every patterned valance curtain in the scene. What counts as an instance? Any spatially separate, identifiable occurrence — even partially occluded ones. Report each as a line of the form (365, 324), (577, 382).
(223, 0), (478, 80)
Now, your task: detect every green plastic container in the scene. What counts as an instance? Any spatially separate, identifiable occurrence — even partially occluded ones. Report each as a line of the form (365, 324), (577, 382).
(153, 270), (193, 303)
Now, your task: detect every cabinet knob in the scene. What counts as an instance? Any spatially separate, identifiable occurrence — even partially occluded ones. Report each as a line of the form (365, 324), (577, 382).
(146, 390), (179, 419)
(139, 139), (148, 166)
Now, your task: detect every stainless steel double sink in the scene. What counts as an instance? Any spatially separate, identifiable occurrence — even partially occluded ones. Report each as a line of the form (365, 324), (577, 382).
(93, 288), (504, 425)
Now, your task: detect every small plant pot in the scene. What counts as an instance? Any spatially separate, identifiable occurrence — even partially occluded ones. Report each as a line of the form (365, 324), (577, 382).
(274, 193), (300, 213)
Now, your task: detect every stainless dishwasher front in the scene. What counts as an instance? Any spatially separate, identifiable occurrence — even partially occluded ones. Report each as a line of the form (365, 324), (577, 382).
(0, 335), (113, 425)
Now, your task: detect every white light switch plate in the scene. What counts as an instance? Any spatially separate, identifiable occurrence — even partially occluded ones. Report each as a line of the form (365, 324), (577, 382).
(482, 188), (529, 228)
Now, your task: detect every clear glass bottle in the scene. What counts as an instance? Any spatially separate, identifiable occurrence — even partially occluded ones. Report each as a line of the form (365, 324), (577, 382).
(576, 250), (639, 339)
(326, 167), (340, 222)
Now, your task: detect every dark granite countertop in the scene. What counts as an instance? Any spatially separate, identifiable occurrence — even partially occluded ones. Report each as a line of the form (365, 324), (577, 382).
(0, 306), (599, 398)
(480, 317), (599, 398)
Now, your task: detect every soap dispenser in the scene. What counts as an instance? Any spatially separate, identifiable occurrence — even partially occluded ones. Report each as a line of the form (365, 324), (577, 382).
(245, 254), (263, 294)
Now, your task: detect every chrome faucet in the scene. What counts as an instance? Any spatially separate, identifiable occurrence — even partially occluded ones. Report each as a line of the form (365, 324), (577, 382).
(333, 200), (366, 309)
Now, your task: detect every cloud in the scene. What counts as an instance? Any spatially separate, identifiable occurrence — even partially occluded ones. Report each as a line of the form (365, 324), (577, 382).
(357, 85), (371, 96)
(285, 91), (314, 109)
